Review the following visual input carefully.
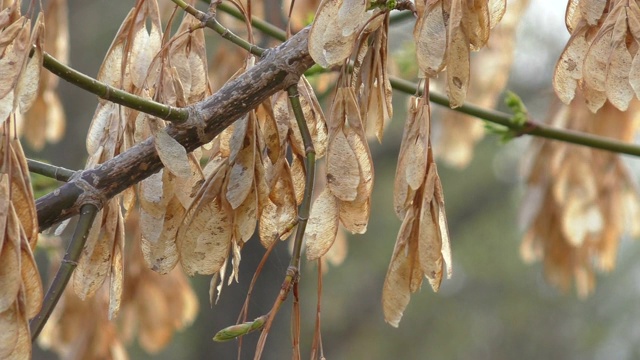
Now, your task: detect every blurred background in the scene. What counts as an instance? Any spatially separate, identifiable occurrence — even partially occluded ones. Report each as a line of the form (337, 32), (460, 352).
(28, 0), (640, 359)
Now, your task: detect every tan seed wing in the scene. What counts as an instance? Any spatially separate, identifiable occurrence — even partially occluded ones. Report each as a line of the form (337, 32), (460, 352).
(234, 181), (258, 243)
(73, 204), (119, 300)
(489, 0), (507, 28)
(628, 5), (640, 97)
(271, 92), (293, 152)
(579, 0), (607, 26)
(605, 41), (633, 111)
(15, 13), (43, 114)
(0, 300), (18, 358)
(141, 197), (183, 273)
(173, 154), (204, 209)
(139, 170), (170, 219)
(434, 176), (452, 279)
(605, 13), (634, 111)
(583, 26), (613, 92)
(309, 0), (360, 67)
(327, 128), (359, 201)
(404, 103), (429, 191)
(258, 163), (298, 247)
(0, 174), (8, 246)
(7, 299), (29, 359)
(108, 212), (125, 319)
(382, 207), (418, 327)
(177, 197), (232, 276)
(290, 154), (306, 205)
(19, 239), (43, 319)
(463, 0), (490, 51)
(0, 18), (30, 100)
(306, 188), (340, 260)
(129, 0), (162, 89)
(86, 102), (119, 156)
(394, 97), (421, 217)
(0, 212), (20, 312)
(154, 128), (192, 178)
(299, 76), (328, 158)
(9, 138), (38, 246)
(415, 1), (447, 76)
(583, 86), (607, 113)
(256, 99), (281, 164)
(565, 0), (581, 32)
(338, 195), (370, 234)
(418, 197), (443, 292)
(96, 9), (133, 88)
(553, 26), (588, 104)
(226, 115), (256, 210)
(446, 21), (470, 108)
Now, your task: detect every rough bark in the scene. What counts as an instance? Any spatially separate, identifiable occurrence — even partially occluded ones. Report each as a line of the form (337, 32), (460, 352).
(36, 27), (314, 231)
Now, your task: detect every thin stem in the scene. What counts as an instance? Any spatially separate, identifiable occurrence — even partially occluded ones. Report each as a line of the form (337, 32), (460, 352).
(30, 204), (99, 341)
(304, 64), (329, 77)
(42, 53), (189, 123)
(27, 159), (76, 182)
(217, 2), (287, 42)
(291, 281), (301, 360)
(389, 77), (640, 157)
(234, 221), (296, 358)
(254, 267), (297, 359)
(236, 221), (298, 325)
(288, 85), (316, 270)
(172, 0), (265, 56)
(254, 85), (316, 358)
(310, 260), (324, 360)
(216, 4), (640, 159)
(213, 221), (299, 347)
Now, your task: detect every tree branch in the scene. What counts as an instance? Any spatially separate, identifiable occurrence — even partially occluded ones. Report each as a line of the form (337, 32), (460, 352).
(36, 27), (314, 231)
(30, 204), (99, 341)
(42, 53), (189, 123)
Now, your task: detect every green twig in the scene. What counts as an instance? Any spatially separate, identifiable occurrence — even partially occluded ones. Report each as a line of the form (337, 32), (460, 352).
(389, 77), (640, 157)
(253, 85), (316, 358)
(287, 85), (316, 270)
(172, 0), (265, 56)
(27, 159), (75, 182)
(30, 204), (99, 341)
(42, 53), (189, 123)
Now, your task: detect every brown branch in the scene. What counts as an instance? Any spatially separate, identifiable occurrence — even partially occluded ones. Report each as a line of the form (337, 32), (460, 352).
(36, 27), (314, 231)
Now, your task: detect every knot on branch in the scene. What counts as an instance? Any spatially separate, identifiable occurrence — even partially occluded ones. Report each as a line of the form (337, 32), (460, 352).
(74, 176), (109, 210)
(177, 105), (208, 144)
